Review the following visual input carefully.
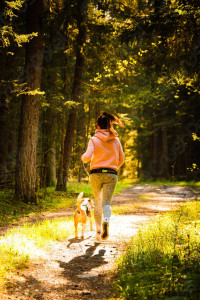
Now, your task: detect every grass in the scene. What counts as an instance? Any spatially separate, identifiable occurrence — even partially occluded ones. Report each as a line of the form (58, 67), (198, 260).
(115, 181), (133, 194)
(0, 180), (199, 293)
(0, 180), (132, 288)
(112, 201), (200, 299)
(0, 189), (75, 226)
(112, 204), (140, 215)
(0, 217), (74, 288)
(136, 180), (200, 188)
(2, 180), (198, 226)
(67, 180), (133, 195)
(0, 180), (132, 226)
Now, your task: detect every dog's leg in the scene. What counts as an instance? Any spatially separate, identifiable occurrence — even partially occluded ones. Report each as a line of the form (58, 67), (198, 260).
(74, 219), (78, 238)
(82, 222), (86, 239)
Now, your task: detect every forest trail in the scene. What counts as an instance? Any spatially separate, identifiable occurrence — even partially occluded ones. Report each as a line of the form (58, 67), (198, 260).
(1, 184), (200, 300)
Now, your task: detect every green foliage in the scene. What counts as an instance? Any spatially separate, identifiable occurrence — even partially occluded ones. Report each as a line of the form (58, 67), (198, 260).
(136, 180), (200, 188)
(114, 181), (133, 194)
(112, 203), (139, 215)
(0, 1), (37, 49)
(3, 0), (24, 19)
(102, 0), (200, 180)
(113, 201), (200, 299)
(0, 180), (130, 288)
(0, 242), (29, 288)
(65, 180), (132, 196)
(0, 188), (75, 226)
(1, 0), (200, 202)
(0, 181), (130, 226)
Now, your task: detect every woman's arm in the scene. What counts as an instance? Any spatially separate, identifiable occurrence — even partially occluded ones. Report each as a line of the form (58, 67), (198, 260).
(81, 138), (95, 163)
(118, 139), (125, 167)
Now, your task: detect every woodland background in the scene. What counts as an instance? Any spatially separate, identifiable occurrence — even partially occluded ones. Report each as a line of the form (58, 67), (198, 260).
(0, 0), (200, 203)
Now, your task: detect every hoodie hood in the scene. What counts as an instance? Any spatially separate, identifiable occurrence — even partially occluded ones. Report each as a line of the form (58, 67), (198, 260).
(94, 129), (118, 142)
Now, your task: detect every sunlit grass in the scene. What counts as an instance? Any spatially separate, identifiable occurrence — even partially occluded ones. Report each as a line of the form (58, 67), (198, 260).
(1, 180), (198, 226)
(0, 189), (75, 226)
(140, 195), (150, 201)
(0, 179), (131, 288)
(0, 217), (74, 288)
(0, 181), (131, 226)
(112, 204), (140, 215)
(115, 181), (133, 194)
(67, 181), (93, 195)
(67, 180), (133, 195)
(113, 201), (200, 299)
(136, 180), (200, 188)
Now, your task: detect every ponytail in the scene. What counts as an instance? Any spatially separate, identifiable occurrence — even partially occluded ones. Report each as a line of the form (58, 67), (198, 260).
(102, 112), (124, 128)
(97, 112), (124, 133)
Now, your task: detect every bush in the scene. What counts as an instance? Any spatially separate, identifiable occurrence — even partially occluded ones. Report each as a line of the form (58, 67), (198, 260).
(113, 201), (200, 299)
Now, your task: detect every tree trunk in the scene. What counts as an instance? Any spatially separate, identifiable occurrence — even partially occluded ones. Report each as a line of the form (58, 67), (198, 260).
(0, 54), (13, 174)
(56, 2), (87, 191)
(77, 101), (87, 182)
(161, 119), (169, 178)
(40, 109), (57, 188)
(56, 53), (69, 190)
(56, 113), (66, 189)
(45, 131), (57, 186)
(0, 98), (9, 173)
(152, 128), (158, 178)
(95, 102), (101, 119)
(40, 111), (45, 188)
(15, 0), (44, 203)
(61, 107), (78, 190)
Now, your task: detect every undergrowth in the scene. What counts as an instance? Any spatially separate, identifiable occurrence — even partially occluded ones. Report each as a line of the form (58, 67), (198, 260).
(113, 201), (200, 299)
(112, 204), (140, 215)
(0, 189), (75, 226)
(136, 180), (200, 189)
(0, 180), (131, 288)
(0, 217), (74, 288)
(0, 181), (131, 226)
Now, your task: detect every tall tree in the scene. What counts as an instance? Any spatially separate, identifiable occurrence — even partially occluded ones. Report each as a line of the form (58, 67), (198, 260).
(56, 0), (88, 191)
(0, 0), (36, 183)
(15, 0), (44, 203)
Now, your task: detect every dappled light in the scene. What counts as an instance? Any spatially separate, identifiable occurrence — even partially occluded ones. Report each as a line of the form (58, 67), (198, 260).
(0, 0), (200, 298)
(0, 183), (199, 298)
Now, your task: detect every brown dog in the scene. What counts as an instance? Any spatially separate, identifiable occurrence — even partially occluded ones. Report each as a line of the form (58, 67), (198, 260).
(74, 192), (94, 239)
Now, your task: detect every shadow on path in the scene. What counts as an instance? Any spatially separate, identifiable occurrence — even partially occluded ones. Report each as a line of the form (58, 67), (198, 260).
(58, 243), (108, 278)
(2, 184), (200, 299)
(67, 236), (92, 248)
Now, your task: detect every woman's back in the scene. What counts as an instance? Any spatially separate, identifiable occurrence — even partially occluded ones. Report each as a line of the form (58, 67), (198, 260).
(90, 129), (124, 170)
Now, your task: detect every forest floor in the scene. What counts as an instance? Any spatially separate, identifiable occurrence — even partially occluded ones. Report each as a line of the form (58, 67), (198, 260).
(1, 184), (200, 300)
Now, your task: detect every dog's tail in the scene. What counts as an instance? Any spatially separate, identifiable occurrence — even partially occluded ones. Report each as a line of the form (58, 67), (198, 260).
(77, 192), (83, 211)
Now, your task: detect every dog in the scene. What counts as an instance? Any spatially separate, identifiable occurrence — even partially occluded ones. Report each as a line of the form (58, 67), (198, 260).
(74, 192), (94, 239)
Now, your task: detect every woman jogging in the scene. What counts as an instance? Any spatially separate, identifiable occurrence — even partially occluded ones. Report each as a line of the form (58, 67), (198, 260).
(81, 112), (124, 242)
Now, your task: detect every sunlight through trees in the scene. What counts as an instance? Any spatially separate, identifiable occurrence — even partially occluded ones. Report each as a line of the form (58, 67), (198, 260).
(0, 0), (200, 202)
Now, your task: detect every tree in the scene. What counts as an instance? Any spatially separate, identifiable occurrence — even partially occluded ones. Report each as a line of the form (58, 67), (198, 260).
(56, 0), (88, 191)
(0, 0), (33, 179)
(15, 0), (44, 203)
(107, 0), (200, 180)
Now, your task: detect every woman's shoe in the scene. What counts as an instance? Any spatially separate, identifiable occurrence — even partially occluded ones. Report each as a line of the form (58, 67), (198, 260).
(101, 222), (109, 240)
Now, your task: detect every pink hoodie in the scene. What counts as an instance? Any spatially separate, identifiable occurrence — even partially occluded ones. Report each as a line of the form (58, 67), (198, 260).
(81, 129), (125, 171)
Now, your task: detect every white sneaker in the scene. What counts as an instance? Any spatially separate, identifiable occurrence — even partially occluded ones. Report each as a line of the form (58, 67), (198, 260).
(95, 231), (101, 243)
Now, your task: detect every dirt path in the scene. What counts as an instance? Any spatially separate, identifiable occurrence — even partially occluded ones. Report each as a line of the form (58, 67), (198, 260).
(1, 184), (200, 300)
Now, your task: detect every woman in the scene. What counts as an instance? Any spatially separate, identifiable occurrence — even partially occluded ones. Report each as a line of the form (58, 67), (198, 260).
(81, 112), (124, 242)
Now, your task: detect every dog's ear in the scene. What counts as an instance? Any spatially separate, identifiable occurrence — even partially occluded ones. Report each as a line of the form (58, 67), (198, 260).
(77, 192), (83, 201)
